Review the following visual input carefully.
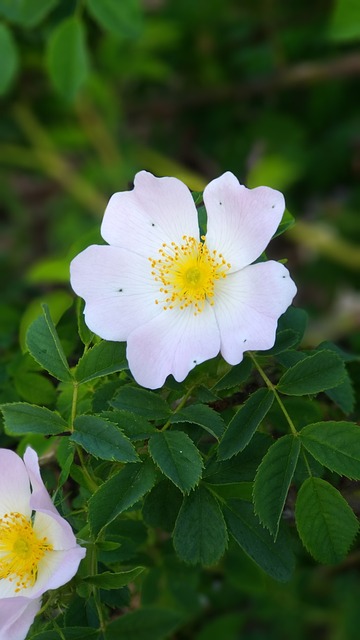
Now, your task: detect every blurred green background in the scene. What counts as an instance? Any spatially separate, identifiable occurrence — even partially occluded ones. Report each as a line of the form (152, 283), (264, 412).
(1, 0), (360, 638)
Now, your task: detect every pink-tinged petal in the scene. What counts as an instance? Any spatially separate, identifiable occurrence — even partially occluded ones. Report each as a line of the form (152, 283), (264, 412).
(24, 449), (82, 550)
(70, 245), (162, 341)
(31, 547), (85, 598)
(23, 448), (58, 517)
(127, 304), (220, 389)
(214, 261), (297, 365)
(0, 596), (41, 640)
(0, 450), (31, 519)
(204, 172), (285, 271)
(101, 171), (200, 256)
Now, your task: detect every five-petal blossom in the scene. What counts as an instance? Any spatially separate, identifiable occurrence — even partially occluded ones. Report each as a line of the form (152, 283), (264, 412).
(70, 171), (297, 388)
(0, 447), (85, 640)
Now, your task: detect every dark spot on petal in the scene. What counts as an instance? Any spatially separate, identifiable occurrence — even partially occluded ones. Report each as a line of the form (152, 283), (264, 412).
(219, 201), (222, 205)
(118, 288), (123, 292)
(243, 339), (247, 343)
(282, 276), (286, 278)
(151, 223), (155, 227)
(193, 360), (197, 364)
(271, 205), (275, 209)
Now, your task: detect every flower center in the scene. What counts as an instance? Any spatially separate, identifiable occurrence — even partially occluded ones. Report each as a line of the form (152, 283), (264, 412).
(0, 512), (53, 592)
(149, 235), (231, 314)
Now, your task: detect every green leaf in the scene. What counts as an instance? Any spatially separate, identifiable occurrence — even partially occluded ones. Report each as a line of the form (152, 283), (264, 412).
(111, 387), (170, 421)
(47, 17), (89, 100)
(173, 485), (228, 566)
(14, 371), (56, 406)
(253, 435), (301, 537)
(75, 341), (128, 383)
(224, 499), (295, 582)
(87, 0), (143, 38)
(170, 404), (225, 439)
(0, 0), (20, 21)
(26, 304), (72, 382)
(210, 482), (253, 502)
(83, 566), (144, 589)
(263, 329), (300, 356)
(275, 349), (305, 369)
(273, 209), (295, 238)
(76, 297), (94, 347)
(142, 479), (183, 532)
(316, 342), (355, 414)
(326, 373), (355, 415)
(205, 433), (272, 484)
(18, 0), (58, 27)
(102, 409), (156, 441)
(278, 306), (308, 343)
(218, 389), (274, 461)
(70, 415), (138, 462)
(1, 402), (68, 435)
(0, 23), (18, 94)
(149, 431), (203, 494)
(31, 629), (99, 640)
(317, 340), (360, 363)
(299, 421), (360, 479)
(295, 477), (359, 564)
(328, 0), (360, 42)
(19, 291), (72, 352)
(277, 350), (346, 396)
(89, 459), (156, 535)
(106, 607), (182, 640)
(212, 358), (253, 391)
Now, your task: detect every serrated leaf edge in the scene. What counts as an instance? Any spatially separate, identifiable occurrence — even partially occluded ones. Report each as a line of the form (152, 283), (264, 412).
(253, 435), (300, 539)
(149, 431), (203, 495)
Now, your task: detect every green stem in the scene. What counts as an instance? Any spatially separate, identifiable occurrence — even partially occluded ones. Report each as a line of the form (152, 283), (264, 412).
(301, 449), (313, 478)
(160, 386), (195, 432)
(89, 543), (106, 634)
(52, 621), (67, 640)
(70, 381), (79, 432)
(249, 353), (298, 437)
(76, 446), (99, 493)
(36, 592), (56, 618)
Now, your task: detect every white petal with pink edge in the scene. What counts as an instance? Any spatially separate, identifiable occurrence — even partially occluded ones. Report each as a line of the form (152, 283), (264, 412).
(101, 171), (199, 256)
(213, 261), (297, 365)
(32, 546), (86, 597)
(204, 172), (285, 271)
(70, 245), (163, 341)
(0, 596), (41, 640)
(0, 450), (31, 519)
(23, 447), (59, 517)
(127, 304), (220, 389)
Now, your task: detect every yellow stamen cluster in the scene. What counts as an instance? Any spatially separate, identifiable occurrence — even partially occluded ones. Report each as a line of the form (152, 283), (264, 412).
(149, 235), (231, 315)
(0, 512), (53, 592)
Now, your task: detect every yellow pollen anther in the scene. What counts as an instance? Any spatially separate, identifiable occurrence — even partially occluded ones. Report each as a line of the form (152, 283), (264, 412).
(149, 235), (231, 315)
(0, 512), (53, 592)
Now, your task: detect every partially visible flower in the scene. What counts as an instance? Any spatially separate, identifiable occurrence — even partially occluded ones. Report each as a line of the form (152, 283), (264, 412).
(0, 597), (41, 640)
(70, 171), (297, 389)
(0, 447), (86, 640)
